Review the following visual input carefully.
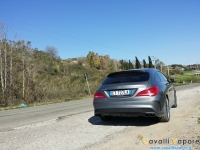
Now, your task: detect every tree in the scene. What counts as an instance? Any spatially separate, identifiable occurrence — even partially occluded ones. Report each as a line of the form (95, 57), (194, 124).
(119, 59), (133, 70)
(135, 57), (141, 68)
(0, 22), (9, 106)
(148, 56), (154, 68)
(93, 53), (100, 69)
(119, 59), (124, 70)
(99, 56), (104, 70)
(86, 51), (95, 68)
(109, 59), (114, 71)
(86, 51), (114, 70)
(143, 59), (147, 68)
(45, 46), (58, 59)
(156, 60), (165, 72)
(129, 59), (134, 69)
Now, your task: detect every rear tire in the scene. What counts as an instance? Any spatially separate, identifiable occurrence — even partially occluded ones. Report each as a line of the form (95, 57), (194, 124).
(172, 93), (177, 108)
(159, 98), (170, 122)
(99, 115), (113, 121)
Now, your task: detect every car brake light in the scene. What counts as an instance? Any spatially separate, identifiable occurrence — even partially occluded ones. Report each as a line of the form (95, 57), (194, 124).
(136, 86), (159, 97)
(94, 92), (106, 100)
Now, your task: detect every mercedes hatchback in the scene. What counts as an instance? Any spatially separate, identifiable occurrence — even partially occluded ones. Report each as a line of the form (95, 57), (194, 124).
(93, 68), (177, 122)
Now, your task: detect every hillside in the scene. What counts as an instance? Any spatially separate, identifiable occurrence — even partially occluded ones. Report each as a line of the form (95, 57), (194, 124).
(0, 40), (115, 107)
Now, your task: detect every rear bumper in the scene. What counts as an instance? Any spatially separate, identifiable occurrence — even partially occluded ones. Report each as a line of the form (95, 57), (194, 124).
(93, 98), (165, 117)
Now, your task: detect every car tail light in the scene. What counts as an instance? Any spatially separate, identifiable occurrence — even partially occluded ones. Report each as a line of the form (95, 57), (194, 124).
(136, 86), (159, 97)
(94, 92), (106, 100)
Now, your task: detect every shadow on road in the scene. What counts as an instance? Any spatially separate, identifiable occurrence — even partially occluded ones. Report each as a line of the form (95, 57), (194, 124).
(88, 116), (159, 126)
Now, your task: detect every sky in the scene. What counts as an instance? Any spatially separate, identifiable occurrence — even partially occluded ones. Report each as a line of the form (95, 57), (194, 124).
(1, 0), (200, 65)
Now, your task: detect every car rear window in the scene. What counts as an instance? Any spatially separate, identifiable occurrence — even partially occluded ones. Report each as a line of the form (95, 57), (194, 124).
(102, 71), (149, 85)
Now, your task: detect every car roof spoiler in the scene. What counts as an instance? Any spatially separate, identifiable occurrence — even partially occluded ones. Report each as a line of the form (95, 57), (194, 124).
(107, 70), (146, 77)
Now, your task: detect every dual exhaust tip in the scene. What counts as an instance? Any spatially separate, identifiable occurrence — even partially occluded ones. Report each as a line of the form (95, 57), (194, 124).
(145, 113), (156, 117)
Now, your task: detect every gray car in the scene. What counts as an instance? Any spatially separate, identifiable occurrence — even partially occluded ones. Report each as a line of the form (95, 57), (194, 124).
(93, 68), (177, 122)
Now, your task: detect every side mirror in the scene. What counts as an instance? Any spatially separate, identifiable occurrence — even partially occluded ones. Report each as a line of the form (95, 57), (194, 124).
(170, 78), (176, 83)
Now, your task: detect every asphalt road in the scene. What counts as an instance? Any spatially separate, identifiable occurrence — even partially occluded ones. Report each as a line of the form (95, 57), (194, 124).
(0, 83), (200, 132)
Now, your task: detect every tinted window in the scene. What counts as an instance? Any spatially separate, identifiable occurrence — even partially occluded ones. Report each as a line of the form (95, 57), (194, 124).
(154, 73), (161, 83)
(102, 72), (149, 85)
(156, 72), (167, 82)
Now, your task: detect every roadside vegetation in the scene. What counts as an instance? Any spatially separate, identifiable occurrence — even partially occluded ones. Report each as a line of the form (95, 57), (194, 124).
(170, 70), (200, 86)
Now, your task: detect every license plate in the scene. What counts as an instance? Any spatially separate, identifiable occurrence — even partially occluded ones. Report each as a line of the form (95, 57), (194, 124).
(109, 90), (132, 96)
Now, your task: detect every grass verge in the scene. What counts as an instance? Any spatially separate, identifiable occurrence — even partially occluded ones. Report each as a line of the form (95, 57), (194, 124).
(0, 95), (93, 111)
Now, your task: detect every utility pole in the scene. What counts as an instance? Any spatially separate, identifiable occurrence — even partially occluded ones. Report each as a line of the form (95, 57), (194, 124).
(167, 65), (169, 76)
(195, 62), (199, 78)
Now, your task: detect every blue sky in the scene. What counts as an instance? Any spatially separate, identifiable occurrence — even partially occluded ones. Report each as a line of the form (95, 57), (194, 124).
(1, 0), (200, 65)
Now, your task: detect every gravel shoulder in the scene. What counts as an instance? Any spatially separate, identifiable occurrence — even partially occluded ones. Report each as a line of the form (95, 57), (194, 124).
(0, 86), (200, 150)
